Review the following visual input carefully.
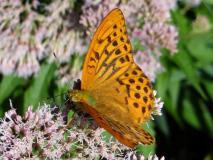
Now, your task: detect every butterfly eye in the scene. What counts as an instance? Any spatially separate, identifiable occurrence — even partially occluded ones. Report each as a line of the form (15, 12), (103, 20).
(68, 90), (80, 102)
(71, 96), (79, 102)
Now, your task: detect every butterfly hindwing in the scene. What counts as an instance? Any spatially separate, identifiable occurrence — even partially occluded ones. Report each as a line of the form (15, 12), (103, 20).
(84, 103), (155, 147)
(115, 63), (155, 124)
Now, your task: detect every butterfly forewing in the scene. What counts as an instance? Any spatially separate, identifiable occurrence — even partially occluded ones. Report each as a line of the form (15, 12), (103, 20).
(81, 9), (132, 90)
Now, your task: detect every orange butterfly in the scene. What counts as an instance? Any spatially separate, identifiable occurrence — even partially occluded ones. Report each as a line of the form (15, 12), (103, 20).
(68, 8), (155, 148)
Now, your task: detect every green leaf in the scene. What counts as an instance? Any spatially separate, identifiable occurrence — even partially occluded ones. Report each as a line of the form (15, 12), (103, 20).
(72, 54), (84, 70)
(187, 32), (213, 63)
(0, 75), (24, 106)
(23, 63), (56, 111)
(53, 85), (69, 106)
(155, 71), (169, 99)
(165, 97), (182, 126)
(200, 102), (213, 136)
(67, 110), (75, 122)
(132, 38), (146, 51)
(173, 49), (206, 99)
(137, 144), (156, 157)
(203, 79), (213, 99)
(182, 99), (201, 129)
(142, 121), (155, 137)
(168, 69), (185, 109)
(171, 10), (191, 36)
(199, 64), (213, 77)
(101, 131), (113, 142)
(155, 71), (183, 125)
(155, 116), (170, 136)
(203, 0), (213, 5)
(137, 121), (156, 157)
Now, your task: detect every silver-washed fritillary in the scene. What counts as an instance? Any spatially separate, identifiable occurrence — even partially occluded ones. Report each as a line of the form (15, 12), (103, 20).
(69, 8), (155, 148)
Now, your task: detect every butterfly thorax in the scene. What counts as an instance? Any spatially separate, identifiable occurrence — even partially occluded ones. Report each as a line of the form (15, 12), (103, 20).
(68, 90), (96, 107)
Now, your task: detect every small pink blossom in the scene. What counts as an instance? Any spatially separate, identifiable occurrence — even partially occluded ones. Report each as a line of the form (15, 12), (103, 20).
(133, 23), (178, 54)
(124, 150), (165, 160)
(134, 50), (163, 82)
(152, 91), (164, 118)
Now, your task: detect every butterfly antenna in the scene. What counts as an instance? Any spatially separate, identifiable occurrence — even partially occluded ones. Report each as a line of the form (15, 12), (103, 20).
(64, 97), (70, 104)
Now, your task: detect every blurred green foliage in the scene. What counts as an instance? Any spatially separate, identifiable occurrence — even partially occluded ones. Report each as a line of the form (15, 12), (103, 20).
(0, 1), (213, 159)
(154, 2), (213, 159)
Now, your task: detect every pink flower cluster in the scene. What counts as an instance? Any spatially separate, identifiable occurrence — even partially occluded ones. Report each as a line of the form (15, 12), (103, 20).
(0, 0), (203, 80)
(0, 103), (163, 159)
(0, 0), (87, 78)
(0, 105), (68, 159)
(80, 0), (179, 81)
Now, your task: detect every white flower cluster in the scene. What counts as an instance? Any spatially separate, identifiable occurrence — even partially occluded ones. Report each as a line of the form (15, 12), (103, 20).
(0, 103), (164, 159)
(0, 0), (87, 78)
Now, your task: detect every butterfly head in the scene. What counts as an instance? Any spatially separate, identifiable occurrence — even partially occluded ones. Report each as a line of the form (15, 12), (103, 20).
(68, 90), (82, 102)
(68, 90), (96, 107)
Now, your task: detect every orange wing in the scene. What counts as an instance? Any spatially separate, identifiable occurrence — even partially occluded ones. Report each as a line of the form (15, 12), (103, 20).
(80, 102), (137, 148)
(81, 8), (133, 90)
